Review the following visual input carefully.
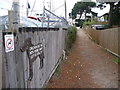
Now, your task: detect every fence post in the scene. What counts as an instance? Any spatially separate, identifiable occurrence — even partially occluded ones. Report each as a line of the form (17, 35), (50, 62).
(12, 0), (20, 32)
(8, 11), (14, 32)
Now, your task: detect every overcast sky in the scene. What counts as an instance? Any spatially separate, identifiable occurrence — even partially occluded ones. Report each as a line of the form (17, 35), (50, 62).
(0, 0), (110, 19)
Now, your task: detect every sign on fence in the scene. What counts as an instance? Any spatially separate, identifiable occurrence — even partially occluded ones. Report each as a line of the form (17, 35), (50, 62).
(4, 34), (14, 53)
(20, 38), (44, 81)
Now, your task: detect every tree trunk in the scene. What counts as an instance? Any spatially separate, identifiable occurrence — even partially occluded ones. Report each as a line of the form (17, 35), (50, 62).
(108, 2), (114, 26)
(79, 13), (82, 19)
(84, 11), (87, 20)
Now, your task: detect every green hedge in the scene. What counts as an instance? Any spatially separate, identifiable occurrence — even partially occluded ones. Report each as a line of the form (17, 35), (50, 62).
(65, 26), (77, 51)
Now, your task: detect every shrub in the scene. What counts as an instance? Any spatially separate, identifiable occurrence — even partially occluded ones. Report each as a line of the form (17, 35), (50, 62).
(65, 26), (77, 51)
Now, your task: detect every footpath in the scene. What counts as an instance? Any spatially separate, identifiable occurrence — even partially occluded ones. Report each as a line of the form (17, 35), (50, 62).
(47, 29), (118, 88)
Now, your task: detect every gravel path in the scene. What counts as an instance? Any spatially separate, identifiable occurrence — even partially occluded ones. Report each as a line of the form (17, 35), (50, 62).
(46, 29), (118, 88)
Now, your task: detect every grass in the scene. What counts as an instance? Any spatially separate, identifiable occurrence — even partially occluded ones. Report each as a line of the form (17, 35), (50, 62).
(113, 59), (120, 64)
(67, 60), (72, 64)
(90, 38), (96, 43)
(54, 65), (61, 76)
(65, 26), (77, 52)
(83, 21), (108, 26)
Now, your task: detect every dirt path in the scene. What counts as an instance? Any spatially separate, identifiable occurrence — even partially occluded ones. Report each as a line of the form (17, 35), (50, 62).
(46, 29), (118, 88)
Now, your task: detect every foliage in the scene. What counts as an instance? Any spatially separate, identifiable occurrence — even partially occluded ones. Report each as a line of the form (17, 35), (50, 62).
(69, 2), (97, 28)
(54, 65), (61, 76)
(91, 11), (98, 17)
(65, 26), (77, 50)
(113, 59), (120, 64)
(96, 1), (120, 26)
(82, 16), (107, 26)
(75, 19), (84, 27)
(83, 20), (93, 25)
(75, 21), (83, 27)
(70, 1), (120, 26)
(70, 2), (96, 19)
(111, 1), (120, 25)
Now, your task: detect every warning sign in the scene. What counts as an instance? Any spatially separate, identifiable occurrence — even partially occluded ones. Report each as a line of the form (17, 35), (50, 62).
(5, 34), (14, 53)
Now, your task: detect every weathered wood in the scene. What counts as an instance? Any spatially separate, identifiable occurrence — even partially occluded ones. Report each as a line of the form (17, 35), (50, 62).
(2, 27), (66, 88)
(0, 30), (2, 89)
(8, 11), (13, 32)
(118, 27), (120, 56)
(84, 27), (119, 57)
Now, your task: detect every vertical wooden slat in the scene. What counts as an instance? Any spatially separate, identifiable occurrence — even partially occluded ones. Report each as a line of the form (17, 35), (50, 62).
(86, 27), (119, 57)
(0, 30), (2, 89)
(118, 27), (120, 56)
(3, 27), (67, 88)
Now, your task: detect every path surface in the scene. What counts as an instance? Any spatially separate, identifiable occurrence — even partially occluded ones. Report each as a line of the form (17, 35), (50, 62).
(46, 29), (118, 88)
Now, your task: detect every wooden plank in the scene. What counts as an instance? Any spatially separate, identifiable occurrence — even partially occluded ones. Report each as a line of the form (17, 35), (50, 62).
(8, 11), (13, 32)
(87, 27), (119, 57)
(3, 28), (67, 88)
(22, 31), (29, 88)
(17, 32), (25, 88)
(25, 31), (30, 87)
(118, 27), (120, 56)
(6, 50), (17, 88)
(0, 30), (2, 89)
(2, 48), (9, 88)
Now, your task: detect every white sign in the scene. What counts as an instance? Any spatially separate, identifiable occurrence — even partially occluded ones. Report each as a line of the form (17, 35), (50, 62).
(5, 34), (14, 53)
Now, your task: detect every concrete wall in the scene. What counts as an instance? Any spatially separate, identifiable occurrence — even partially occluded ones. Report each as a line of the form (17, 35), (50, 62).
(2, 27), (67, 88)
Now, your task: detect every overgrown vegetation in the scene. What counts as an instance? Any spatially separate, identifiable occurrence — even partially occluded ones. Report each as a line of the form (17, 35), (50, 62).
(83, 20), (108, 26)
(53, 27), (77, 77)
(70, 2), (96, 19)
(70, 1), (120, 27)
(54, 65), (61, 76)
(113, 58), (120, 64)
(96, 1), (120, 26)
(83, 21), (95, 26)
(65, 26), (77, 53)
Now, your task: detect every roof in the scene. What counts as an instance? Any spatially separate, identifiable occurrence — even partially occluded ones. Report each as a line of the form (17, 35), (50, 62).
(98, 13), (109, 18)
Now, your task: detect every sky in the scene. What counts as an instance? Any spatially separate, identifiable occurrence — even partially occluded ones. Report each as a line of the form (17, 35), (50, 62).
(0, 0), (110, 19)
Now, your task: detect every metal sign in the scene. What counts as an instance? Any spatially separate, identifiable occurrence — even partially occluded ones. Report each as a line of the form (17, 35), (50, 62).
(5, 34), (14, 53)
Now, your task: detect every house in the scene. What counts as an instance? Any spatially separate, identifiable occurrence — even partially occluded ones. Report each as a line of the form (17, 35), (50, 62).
(97, 13), (109, 22)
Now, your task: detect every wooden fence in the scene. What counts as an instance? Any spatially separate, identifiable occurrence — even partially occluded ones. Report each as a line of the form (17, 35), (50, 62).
(84, 26), (119, 57)
(2, 27), (67, 88)
(0, 30), (2, 90)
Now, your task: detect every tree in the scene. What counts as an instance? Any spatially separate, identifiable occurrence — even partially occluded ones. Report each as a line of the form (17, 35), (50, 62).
(69, 2), (96, 19)
(97, 1), (120, 26)
(112, 1), (120, 26)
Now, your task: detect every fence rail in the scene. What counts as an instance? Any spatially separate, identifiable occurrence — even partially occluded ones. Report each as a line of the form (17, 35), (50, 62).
(84, 26), (119, 57)
(2, 27), (67, 88)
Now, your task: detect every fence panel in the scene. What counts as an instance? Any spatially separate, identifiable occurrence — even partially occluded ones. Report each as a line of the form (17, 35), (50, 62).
(0, 30), (2, 89)
(2, 27), (67, 88)
(84, 27), (119, 57)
